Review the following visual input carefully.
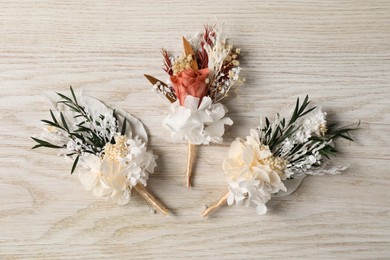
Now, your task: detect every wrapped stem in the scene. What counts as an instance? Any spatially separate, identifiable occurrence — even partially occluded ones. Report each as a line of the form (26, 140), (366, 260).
(202, 191), (229, 217)
(186, 142), (197, 187)
(134, 183), (170, 215)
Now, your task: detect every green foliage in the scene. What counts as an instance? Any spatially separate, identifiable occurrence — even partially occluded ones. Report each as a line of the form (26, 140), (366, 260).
(31, 137), (64, 150)
(258, 96), (359, 161)
(260, 95), (315, 151)
(31, 86), (121, 174)
(310, 121), (360, 159)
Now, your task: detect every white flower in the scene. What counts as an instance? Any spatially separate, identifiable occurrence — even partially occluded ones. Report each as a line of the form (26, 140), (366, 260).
(294, 107), (327, 143)
(223, 130), (286, 215)
(124, 137), (157, 187)
(78, 154), (122, 201)
(77, 135), (157, 205)
(163, 95), (233, 145)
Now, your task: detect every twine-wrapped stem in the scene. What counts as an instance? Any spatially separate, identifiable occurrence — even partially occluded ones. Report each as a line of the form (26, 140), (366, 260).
(186, 142), (197, 187)
(202, 191), (229, 217)
(134, 183), (170, 215)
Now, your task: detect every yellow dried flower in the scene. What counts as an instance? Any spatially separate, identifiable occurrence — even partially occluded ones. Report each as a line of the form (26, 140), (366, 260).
(262, 155), (288, 175)
(256, 145), (288, 175)
(172, 54), (193, 75)
(319, 124), (328, 136)
(103, 135), (128, 161)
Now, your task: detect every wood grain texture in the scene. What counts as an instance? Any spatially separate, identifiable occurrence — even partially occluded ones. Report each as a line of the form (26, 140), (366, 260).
(1, 0), (389, 258)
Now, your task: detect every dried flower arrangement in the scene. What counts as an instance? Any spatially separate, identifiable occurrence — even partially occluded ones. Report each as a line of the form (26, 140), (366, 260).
(145, 25), (243, 187)
(202, 96), (359, 217)
(32, 87), (170, 215)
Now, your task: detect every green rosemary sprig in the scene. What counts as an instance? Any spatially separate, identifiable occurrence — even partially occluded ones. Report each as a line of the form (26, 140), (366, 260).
(31, 137), (64, 150)
(310, 121), (360, 159)
(260, 95), (315, 151)
(31, 86), (123, 174)
(258, 96), (359, 160)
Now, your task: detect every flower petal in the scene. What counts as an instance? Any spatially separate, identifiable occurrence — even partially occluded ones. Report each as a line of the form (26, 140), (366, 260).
(256, 203), (267, 215)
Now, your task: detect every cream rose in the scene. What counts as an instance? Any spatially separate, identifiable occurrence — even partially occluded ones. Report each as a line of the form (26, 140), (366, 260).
(223, 130), (286, 214)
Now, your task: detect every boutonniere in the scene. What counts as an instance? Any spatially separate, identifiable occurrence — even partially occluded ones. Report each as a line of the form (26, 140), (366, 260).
(32, 87), (170, 215)
(145, 25), (243, 187)
(203, 96), (359, 217)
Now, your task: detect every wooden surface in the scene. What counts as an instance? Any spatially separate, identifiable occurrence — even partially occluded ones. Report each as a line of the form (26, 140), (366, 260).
(1, 0), (389, 258)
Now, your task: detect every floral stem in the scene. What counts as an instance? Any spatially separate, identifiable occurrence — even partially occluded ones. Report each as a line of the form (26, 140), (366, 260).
(202, 191), (229, 217)
(186, 142), (197, 187)
(134, 183), (170, 215)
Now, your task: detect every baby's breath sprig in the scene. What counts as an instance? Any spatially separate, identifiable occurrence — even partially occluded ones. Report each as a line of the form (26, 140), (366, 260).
(259, 95), (316, 151)
(56, 86), (118, 150)
(257, 95), (359, 169)
(31, 86), (120, 173)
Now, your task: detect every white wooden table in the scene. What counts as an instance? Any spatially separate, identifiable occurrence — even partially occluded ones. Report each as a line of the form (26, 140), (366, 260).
(1, 1), (389, 258)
